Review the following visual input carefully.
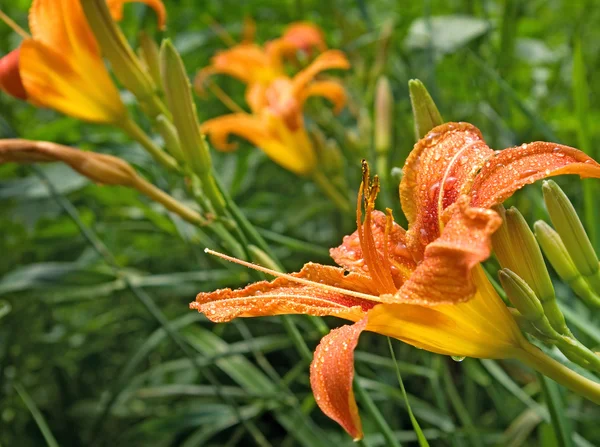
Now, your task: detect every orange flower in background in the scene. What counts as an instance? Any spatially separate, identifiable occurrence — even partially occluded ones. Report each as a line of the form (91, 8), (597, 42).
(0, 0), (165, 123)
(106, 0), (166, 29)
(194, 21), (328, 106)
(200, 50), (349, 175)
(191, 122), (600, 439)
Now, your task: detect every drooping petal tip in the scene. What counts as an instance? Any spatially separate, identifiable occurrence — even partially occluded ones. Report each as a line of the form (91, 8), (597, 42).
(310, 318), (367, 440)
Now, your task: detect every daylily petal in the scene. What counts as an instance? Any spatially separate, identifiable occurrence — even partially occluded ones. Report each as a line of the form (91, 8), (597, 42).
(292, 50), (350, 98)
(20, 39), (125, 123)
(282, 22), (327, 53)
(264, 78), (302, 130)
(367, 267), (524, 358)
(18, 0), (125, 123)
(29, 0), (98, 56)
(298, 80), (347, 115)
(201, 113), (270, 152)
(201, 112), (317, 175)
(0, 49), (27, 100)
(390, 196), (502, 305)
(20, 39), (124, 122)
(401, 122), (493, 259)
(190, 263), (375, 323)
(471, 141), (600, 208)
(106, 0), (167, 29)
(197, 44), (279, 88)
(330, 210), (415, 286)
(310, 317), (367, 440)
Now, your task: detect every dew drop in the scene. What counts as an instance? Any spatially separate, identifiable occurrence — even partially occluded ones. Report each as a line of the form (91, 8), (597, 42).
(451, 356), (465, 362)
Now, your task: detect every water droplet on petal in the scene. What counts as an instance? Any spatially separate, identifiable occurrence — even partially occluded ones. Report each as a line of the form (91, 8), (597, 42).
(451, 356), (465, 362)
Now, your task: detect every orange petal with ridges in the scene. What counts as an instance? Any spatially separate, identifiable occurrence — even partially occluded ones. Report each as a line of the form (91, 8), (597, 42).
(401, 122), (493, 260)
(106, 0), (167, 29)
(330, 210), (415, 286)
(0, 49), (27, 100)
(389, 196), (502, 305)
(201, 114), (269, 152)
(20, 39), (125, 123)
(298, 80), (347, 115)
(292, 50), (350, 97)
(190, 263), (375, 323)
(310, 317), (367, 440)
(471, 141), (600, 208)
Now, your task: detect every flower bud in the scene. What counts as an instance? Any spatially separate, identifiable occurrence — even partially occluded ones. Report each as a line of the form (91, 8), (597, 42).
(374, 76), (393, 155)
(81, 0), (161, 115)
(138, 31), (162, 90)
(543, 180), (599, 280)
(0, 48), (27, 100)
(160, 40), (225, 211)
(499, 269), (557, 338)
(408, 79), (443, 140)
(535, 221), (600, 307)
(155, 115), (184, 162)
(493, 206), (569, 334)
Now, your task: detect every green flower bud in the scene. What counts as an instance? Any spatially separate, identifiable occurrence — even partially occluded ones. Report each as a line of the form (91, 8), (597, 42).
(499, 269), (558, 339)
(535, 220), (600, 307)
(543, 180), (599, 280)
(408, 79), (443, 140)
(375, 76), (393, 155)
(160, 40), (225, 211)
(493, 206), (569, 334)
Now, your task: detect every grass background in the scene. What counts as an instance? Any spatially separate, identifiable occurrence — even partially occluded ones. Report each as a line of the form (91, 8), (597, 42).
(1, 0), (600, 445)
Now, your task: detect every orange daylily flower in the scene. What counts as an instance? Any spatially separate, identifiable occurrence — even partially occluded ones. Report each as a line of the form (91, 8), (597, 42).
(200, 50), (349, 175)
(194, 21), (328, 108)
(0, 0), (165, 123)
(191, 122), (600, 439)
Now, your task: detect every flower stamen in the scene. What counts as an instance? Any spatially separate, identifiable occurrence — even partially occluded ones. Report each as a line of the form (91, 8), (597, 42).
(204, 248), (384, 303)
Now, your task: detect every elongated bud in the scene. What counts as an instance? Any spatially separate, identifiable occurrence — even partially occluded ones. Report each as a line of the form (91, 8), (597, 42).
(499, 269), (544, 321)
(535, 221), (600, 307)
(160, 40), (225, 210)
(499, 269), (557, 338)
(374, 76), (393, 155)
(543, 180), (600, 287)
(0, 139), (137, 186)
(81, 0), (160, 114)
(138, 32), (162, 89)
(408, 79), (443, 140)
(155, 115), (184, 162)
(493, 206), (569, 334)
(0, 139), (207, 226)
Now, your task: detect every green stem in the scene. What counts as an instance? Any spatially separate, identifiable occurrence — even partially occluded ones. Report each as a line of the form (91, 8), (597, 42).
(312, 170), (351, 213)
(515, 342), (600, 404)
(132, 176), (207, 226)
(120, 117), (179, 172)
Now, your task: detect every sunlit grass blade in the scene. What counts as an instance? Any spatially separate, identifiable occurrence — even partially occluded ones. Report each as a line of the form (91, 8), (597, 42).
(387, 338), (430, 447)
(14, 383), (59, 447)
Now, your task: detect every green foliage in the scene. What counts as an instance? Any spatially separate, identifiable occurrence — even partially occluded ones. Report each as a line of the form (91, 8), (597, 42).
(1, 0), (600, 446)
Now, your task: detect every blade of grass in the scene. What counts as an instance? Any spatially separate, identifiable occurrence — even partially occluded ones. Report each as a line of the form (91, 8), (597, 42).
(33, 166), (271, 447)
(355, 377), (401, 447)
(14, 383), (59, 447)
(572, 37), (598, 251)
(387, 338), (430, 447)
(537, 372), (574, 447)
